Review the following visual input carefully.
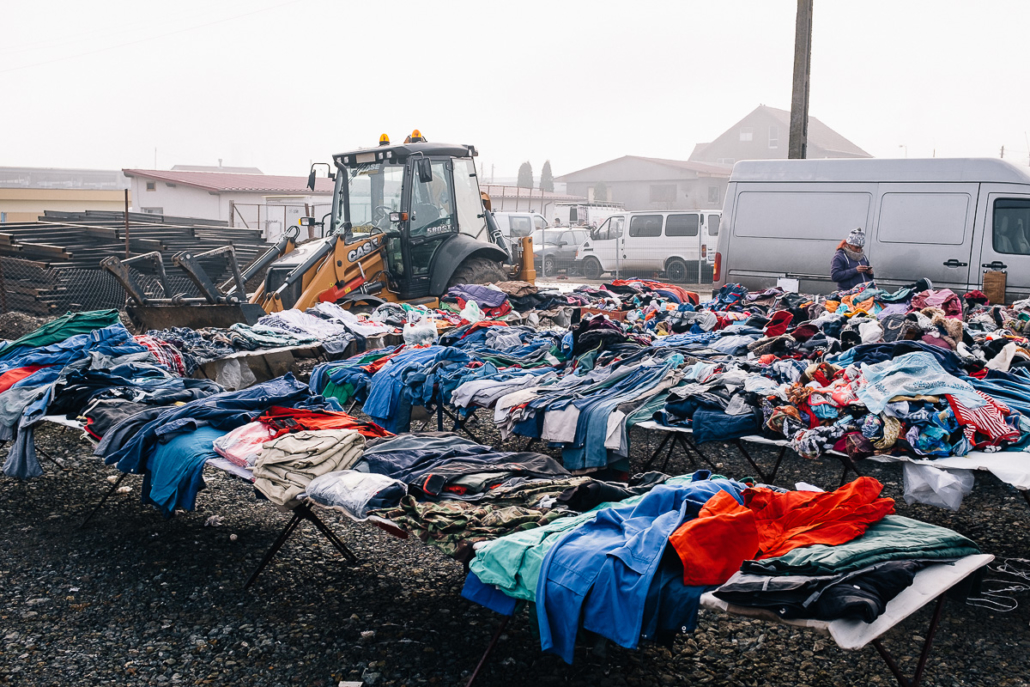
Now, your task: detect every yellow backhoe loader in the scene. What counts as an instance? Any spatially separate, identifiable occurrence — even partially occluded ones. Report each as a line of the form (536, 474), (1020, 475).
(102, 132), (535, 331)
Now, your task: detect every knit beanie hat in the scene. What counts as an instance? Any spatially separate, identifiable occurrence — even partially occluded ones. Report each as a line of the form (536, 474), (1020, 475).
(846, 227), (865, 247)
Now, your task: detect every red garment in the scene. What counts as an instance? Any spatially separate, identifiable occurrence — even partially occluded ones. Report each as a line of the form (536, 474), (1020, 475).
(256, 406), (392, 440)
(0, 365), (47, 393)
(670, 477), (895, 586)
(946, 391), (1020, 447)
(461, 321), (509, 339)
(361, 348), (405, 374)
(763, 310), (793, 337)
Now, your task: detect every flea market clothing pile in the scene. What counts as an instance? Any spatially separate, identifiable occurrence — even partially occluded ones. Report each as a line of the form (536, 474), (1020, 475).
(463, 472), (981, 663)
(0, 309), (228, 480)
(143, 301), (396, 374)
(301, 279), (1030, 480)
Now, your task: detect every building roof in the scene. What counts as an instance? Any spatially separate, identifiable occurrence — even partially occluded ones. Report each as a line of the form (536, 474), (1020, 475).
(729, 158), (1030, 184)
(555, 155), (731, 182)
(691, 105), (871, 161)
(759, 105), (870, 157)
(480, 184), (584, 202)
(0, 167), (129, 190)
(122, 169), (333, 195)
(171, 164), (264, 174)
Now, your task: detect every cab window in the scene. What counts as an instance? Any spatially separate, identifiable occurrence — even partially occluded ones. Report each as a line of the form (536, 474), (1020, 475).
(451, 158), (484, 239)
(992, 199), (1030, 255)
(410, 160), (455, 237)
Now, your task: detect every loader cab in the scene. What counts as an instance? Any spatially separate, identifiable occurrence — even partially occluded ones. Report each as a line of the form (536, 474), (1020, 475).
(330, 137), (490, 300)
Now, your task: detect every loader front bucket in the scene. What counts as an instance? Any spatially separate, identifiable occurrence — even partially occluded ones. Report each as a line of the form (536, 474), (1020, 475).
(126, 303), (267, 332)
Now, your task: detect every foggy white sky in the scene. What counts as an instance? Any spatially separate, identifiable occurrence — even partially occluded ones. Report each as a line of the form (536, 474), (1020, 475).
(3, 0), (1029, 179)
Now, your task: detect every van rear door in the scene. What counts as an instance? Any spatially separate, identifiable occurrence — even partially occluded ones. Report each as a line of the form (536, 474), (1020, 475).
(871, 184), (977, 292)
(975, 189), (1030, 302)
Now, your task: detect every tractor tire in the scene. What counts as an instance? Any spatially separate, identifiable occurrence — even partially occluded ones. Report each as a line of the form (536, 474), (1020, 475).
(665, 258), (689, 283)
(447, 256), (508, 288)
(582, 257), (603, 280)
(543, 256), (556, 277)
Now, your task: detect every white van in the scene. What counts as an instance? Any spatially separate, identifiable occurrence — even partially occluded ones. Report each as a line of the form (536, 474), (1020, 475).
(491, 212), (548, 255)
(575, 210), (721, 282)
(713, 158), (1030, 301)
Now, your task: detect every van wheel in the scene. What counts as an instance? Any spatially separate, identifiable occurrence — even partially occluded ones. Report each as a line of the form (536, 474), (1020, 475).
(582, 257), (603, 280)
(543, 256), (556, 277)
(665, 258), (690, 283)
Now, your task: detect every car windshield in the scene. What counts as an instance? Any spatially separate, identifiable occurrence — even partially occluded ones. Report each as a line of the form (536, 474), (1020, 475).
(332, 161), (405, 234)
(533, 231), (567, 245)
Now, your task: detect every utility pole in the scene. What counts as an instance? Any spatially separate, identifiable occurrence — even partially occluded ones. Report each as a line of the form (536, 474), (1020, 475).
(788, 0), (814, 159)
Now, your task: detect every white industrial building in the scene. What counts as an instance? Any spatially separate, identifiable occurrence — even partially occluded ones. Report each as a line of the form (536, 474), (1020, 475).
(122, 168), (333, 241)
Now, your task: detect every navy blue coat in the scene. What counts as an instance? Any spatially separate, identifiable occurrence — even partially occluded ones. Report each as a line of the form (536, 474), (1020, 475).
(830, 249), (872, 291)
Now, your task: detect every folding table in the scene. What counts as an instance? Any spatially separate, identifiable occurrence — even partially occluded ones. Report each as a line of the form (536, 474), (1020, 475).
(701, 554), (994, 687)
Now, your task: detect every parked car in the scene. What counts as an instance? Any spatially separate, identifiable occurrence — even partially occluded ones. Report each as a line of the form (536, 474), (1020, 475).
(533, 227), (589, 276)
(713, 158), (1030, 301)
(575, 210), (721, 282)
(491, 212), (548, 254)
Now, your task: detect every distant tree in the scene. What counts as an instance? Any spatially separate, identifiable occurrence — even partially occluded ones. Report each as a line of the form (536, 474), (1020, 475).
(593, 181), (608, 202)
(539, 160), (554, 192)
(517, 161), (534, 189)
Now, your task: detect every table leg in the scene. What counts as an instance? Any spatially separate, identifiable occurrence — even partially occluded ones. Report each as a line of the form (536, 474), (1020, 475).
(244, 510), (304, 589)
(79, 472), (128, 529)
(465, 614), (512, 687)
(733, 440), (770, 483)
(870, 594), (946, 687)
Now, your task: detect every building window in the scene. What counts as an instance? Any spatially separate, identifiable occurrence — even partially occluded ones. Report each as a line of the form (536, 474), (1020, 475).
(145, 181), (156, 191)
(165, 182), (177, 188)
(708, 187), (720, 204)
(140, 207), (163, 215)
(739, 127), (754, 142)
(649, 184), (676, 203)
(769, 125), (779, 149)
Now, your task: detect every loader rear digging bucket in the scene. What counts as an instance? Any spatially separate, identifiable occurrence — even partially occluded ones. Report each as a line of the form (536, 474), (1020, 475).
(126, 303), (267, 331)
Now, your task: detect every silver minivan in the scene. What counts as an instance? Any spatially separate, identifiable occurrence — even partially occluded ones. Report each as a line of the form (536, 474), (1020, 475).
(576, 210), (721, 281)
(713, 158), (1030, 301)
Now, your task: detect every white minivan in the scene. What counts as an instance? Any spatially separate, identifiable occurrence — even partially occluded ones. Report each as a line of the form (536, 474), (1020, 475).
(575, 210), (721, 282)
(713, 158), (1030, 301)
(491, 212), (548, 257)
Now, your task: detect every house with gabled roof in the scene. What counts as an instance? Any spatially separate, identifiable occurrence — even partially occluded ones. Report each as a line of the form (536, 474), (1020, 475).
(688, 104), (871, 166)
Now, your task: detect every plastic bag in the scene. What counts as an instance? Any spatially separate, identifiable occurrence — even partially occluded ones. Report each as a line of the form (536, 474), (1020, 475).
(460, 300), (484, 323)
(902, 462), (974, 511)
(213, 421), (277, 467)
(402, 310), (438, 345)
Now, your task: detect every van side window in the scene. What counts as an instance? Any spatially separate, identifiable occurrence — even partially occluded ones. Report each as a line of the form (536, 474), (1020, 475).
(708, 215), (720, 236)
(629, 215), (663, 237)
(666, 214), (699, 237)
(993, 198), (1030, 255)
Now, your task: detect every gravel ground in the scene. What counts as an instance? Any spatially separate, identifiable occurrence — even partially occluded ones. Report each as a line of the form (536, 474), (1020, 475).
(2, 374), (1029, 686)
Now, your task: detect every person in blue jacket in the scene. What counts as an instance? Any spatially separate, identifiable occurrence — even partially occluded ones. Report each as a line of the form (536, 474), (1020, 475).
(830, 227), (874, 290)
